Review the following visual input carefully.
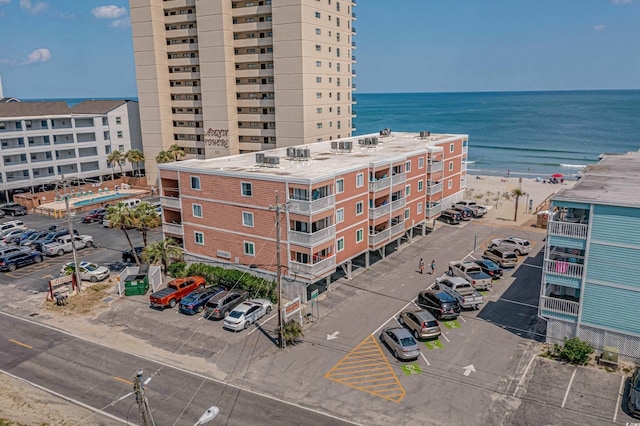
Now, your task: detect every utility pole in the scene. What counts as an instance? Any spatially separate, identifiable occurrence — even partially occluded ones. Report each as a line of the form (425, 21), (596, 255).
(269, 192), (291, 349)
(56, 176), (82, 292)
(133, 369), (155, 426)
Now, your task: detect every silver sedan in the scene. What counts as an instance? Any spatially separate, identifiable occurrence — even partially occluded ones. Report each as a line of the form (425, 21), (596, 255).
(379, 327), (420, 361)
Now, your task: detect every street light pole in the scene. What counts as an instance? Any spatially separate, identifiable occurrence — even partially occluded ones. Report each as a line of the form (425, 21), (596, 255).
(57, 176), (82, 292)
(269, 192), (290, 349)
(133, 370), (155, 426)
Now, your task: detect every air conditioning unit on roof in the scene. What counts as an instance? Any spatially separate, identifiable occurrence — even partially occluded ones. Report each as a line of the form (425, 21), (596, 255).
(287, 147), (296, 158)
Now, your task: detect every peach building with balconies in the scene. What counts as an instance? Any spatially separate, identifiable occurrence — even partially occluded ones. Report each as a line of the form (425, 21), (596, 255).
(158, 130), (468, 302)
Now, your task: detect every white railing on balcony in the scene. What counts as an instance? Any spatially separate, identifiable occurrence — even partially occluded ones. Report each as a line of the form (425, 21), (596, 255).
(425, 204), (442, 218)
(547, 220), (589, 239)
(162, 222), (183, 236)
(161, 196), (182, 210)
(426, 162), (443, 173)
(390, 222), (406, 236)
(369, 203), (391, 219)
(543, 259), (584, 278)
(288, 194), (335, 214)
(426, 183), (443, 195)
(391, 198), (406, 212)
(288, 225), (336, 247)
(290, 255), (336, 277)
(369, 229), (391, 246)
(369, 177), (390, 192)
(391, 173), (406, 186)
(540, 296), (580, 316)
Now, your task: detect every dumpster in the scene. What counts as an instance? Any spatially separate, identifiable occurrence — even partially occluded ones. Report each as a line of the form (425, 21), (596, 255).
(123, 264), (150, 296)
(537, 210), (549, 229)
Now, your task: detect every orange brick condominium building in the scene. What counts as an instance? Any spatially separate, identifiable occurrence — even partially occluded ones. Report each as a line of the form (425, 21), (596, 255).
(159, 131), (468, 302)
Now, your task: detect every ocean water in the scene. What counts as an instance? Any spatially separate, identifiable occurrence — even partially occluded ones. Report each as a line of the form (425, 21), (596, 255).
(354, 90), (640, 178)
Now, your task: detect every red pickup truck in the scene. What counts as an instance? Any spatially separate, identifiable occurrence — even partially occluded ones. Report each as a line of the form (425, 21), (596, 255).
(149, 276), (206, 309)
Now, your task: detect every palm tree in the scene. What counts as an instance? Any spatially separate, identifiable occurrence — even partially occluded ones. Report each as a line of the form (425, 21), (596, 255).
(107, 150), (126, 180)
(512, 188), (526, 222)
(125, 149), (145, 178)
(106, 203), (140, 264)
(142, 237), (184, 276)
(168, 144), (186, 161)
(133, 202), (160, 246)
(155, 150), (175, 164)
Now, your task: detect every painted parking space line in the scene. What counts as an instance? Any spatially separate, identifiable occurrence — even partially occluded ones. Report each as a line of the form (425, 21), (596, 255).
(458, 316), (467, 323)
(440, 333), (450, 343)
(423, 340), (443, 350)
(420, 352), (430, 366)
(561, 368), (577, 408)
(325, 335), (406, 403)
(613, 374), (625, 423)
(8, 339), (32, 349)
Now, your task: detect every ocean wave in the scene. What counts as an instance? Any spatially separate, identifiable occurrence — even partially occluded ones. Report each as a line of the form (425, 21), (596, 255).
(560, 163), (587, 169)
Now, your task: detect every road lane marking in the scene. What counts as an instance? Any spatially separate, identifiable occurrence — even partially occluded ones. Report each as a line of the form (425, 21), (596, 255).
(325, 335), (406, 402)
(8, 339), (32, 349)
(113, 376), (133, 385)
(613, 374), (625, 422)
(561, 368), (577, 408)
(513, 353), (537, 397)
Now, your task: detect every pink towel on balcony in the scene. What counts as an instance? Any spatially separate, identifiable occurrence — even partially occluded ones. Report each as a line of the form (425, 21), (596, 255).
(556, 261), (569, 273)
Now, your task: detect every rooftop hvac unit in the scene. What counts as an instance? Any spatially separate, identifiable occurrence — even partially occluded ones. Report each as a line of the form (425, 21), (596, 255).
(302, 149), (311, 158)
(331, 141), (338, 150)
(420, 131), (428, 138)
(256, 153), (265, 164)
(344, 141), (353, 151)
(296, 148), (304, 158)
(287, 147), (296, 158)
(338, 141), (345, 150)
(271, 156), (280, 165)
(358, 139), (365, 145)
(365, 138), (372, 145)
(371, 137), (379, 145)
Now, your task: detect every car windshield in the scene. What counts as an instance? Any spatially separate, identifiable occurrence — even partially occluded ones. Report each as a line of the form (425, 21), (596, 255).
(182, 295), (197, 304)
(84, 264), (99, 271)
(505, 253), (518, 259)
(400, 337), (417, 347)
(228, 311), (243, 319)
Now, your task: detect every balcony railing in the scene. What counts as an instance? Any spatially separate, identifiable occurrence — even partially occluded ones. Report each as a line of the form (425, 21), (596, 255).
(290, 255), (336, 277)
(543, 259), (584, 278)
(391, 173), (406, 186)
(369, 203), (390, 219)
(425, 204), (442, 218)
(288, 194), (335, 214)
(288, 225), (335, 247)
(426, 183), (443, 195)
(162, 222), (183, 236)
(369, 229), (391, 246)
(540, 295), (580, 317)
(390, 222), (405, 236)
(426, 161), (443, 173)
(369, 177), (390, 192)
(547, 220), (589, 239)
(391, 198), (406, 212)
(161, 196), (182, 210)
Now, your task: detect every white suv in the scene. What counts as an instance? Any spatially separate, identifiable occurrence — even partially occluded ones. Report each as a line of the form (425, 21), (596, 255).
(490, 237), (532, 255)
(0, 220), (26, 234)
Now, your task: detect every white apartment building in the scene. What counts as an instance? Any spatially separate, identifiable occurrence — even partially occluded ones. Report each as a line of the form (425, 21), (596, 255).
(0, 99), (142, 202)
(130, 0), (357, 185)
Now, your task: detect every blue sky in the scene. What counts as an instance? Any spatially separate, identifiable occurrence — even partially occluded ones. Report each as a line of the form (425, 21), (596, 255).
(0, 0), (638, 98)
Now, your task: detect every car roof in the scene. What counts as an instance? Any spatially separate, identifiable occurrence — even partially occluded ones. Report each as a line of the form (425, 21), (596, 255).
(404, 309), (437, 322)
(475, 259), (497, 267)
(249, 298), (271, 305)
(230, 302), (254, 313)
(386, 327), (414, 338)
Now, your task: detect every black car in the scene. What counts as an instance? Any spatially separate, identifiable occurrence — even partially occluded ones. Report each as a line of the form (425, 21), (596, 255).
(452, 206), (473, 221)
(473, 259), (503, 279)
(417, 290), (461, 320)
(122, 246), (144, 263)
(438, 209), (462, 225)
(628, 367), (640, 417)
(0, 250), (43, 271)
(0, 203), (28, 217)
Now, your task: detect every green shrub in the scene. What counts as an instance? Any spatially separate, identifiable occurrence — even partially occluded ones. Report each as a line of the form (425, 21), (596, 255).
(282, 320), (304, 346)
(550, 337), (594, 365)
(184, 263), (276, 302)
(166, 262), (187, 278)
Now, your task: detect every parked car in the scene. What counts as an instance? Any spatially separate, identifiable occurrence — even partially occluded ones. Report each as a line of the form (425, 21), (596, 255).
(223, 299), (274, 332)
(398, 308), (441, 340)
(473, 259), (503, 279)
(417, 290), (461, 320)
(379, 327), (420, 361)
(178, 286), (226, 315)
(0, 229), (28, 244)
(0, 220), (27, 234)
(32, 229), (79, 252)
(483, 247), (519, 268)
(448, 261), (493, 290)
(627, 367), (640, 417)
(204, 290), (249, 320)
(149, 276), (206, 309)
(438, 210), (462, 225)
(0, 250), (43, 271)
(455, 200), (488, 218)
(122, 246), (144, 263)
(452, 206), (473, 221)
(490, 237), (532, 255)
(4, 229), (35, 244)
(436, 276), (484, 310)
(0, 245), (31, 257)
(20, 230), (50, 247)
(59, 261), (110, 282)
(11, 229), (39, 245)
(0, 203), (28, 216)
(42, 235), (93, 257)
(81, 208), (107, 223)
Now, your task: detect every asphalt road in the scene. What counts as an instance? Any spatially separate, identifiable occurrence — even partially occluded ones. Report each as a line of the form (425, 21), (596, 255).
(0, 311), (355, 426)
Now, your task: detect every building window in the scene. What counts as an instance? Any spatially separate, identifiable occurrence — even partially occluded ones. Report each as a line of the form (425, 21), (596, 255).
(242, 212), (254, 227)
(315, 28), (321, 35)
(317, 123), (323, 129)
(448, 180), (453, 189)
(315, 11), (321, 18)
(418, 157), (424, 168)
(449, 161), (453, 171)
(241, 182), (252, 197)
(102, 117), (108, 126)
(316, 77), (322, 83)
(405, 185), (410, 196)
(315, 45), (321, 52)
(316, 108), (323, 113)
(116, 117), (122, 124)
(190, 176), (201, 190)
(449, 143), (455, 153)
(244, 241), (255, 256)
(316, 92), (322, 99)
(337, 237), (345, 252)
(336, 208), (344, 223)
(404, 208), (410, 219)
(117, 131), (123, 138)
(316, 61), (322, 67)
(194, 231), (204, 245)
(418, 180), (424, 191)
(405, 160), (411, 172)
(336, 178), (344, 193)
(192, 204), (202, 218)
(417, 202), (423, 214)
(356, 173), (364, 187)
(356, 201), (363, 215)
(356, 228), (363, 243)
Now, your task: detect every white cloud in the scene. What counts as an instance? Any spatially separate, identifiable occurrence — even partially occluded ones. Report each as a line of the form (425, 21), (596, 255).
(21, 48), (51, 65)
(611, 0), (632, 4)
(109, 17), (130, 28)
(92, 5), (127, 19)
(0, 0), (11, 4)
(593, 24), (606, 31)
(19, 0), (47, 14)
